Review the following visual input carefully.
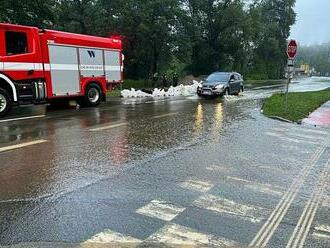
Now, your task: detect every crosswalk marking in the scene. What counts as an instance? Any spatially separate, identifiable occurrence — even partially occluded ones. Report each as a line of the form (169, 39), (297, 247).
(227, 176), (283, 196)
(291, 127), (328, 136)
(194, 194), (266, 223)
(180, 179), (214, 193)
(312, 225), (330, 239)
(136, 200), (185, 222)
(288, 132), (325, 141)
(146, 223), (239, 247)
(84, 229), (141, 245)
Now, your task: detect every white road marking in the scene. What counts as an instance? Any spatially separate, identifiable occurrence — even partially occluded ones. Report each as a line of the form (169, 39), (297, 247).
(291, 127), (328, 136)
(280, 136), (319, 145)
(206, 165), (225, 172)
(89, 122), (127, 132)
(249, 145), (326, 247)
(227, 176), (253, 184)
(272, 127), (288, 132)
(313, 225), (330, 239)
(180, 179), (214, 193)
(227, 175), (283, 195)
(0, 140), (48, 153)
(286, 160), (329, 248)
(194, 194), (266, 223)
(265, 132), (282, 138)
(245, 184), (283, 197)
(288, 132), (325, 141)
(152, 112), (179, 119)
(84, 229), (141, 245)
(321, 195), (330, 208)
(0, 115), (45, 123)
(146, 223), (239, 247)
(136, 200), (185, 222)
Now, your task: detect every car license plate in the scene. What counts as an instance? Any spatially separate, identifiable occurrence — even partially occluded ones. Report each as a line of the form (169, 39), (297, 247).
(202, 90), (212, 95)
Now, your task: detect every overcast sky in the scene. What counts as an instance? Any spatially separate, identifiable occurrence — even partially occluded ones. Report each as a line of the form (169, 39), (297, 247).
(290, 0), (330, 45)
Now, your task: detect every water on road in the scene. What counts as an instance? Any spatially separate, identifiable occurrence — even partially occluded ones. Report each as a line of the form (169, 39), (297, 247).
(0, 78), (329, 248)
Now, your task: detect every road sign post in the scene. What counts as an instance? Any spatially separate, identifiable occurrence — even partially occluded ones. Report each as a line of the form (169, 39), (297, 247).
(285, 40), (298, 111)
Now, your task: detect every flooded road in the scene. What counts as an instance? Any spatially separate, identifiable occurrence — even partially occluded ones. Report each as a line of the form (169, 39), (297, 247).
(0, 78), (329, 247)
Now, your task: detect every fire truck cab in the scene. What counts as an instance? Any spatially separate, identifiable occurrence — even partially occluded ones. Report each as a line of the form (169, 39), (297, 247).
(0, 23), (123, 117)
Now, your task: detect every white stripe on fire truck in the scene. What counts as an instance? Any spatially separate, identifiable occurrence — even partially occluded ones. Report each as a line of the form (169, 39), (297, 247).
(3, 62), (122, 72)
(105, 65), (122, 71)
(49, 64), (79, 70)
(3, 62), (37, 71)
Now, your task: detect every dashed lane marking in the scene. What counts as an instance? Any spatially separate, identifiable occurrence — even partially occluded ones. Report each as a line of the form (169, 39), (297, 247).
(286, 159), (330, 248)
(152, 112), (179, 119)
(89, 122), (128, 132)
(180, 179), (214, 193)
(249, 145), (326, 247)
(0, 115), (45, 123)
(0, 139), (48, 153)
(84, 229), (142, 246)
(136, 200), (186, 222)
(146, 223), (239, 247)
(205, 165), (225, 172)
(194, 194), (267, 223)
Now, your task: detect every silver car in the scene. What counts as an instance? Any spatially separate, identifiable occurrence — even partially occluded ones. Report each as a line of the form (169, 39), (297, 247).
(197, 72), (244, 97)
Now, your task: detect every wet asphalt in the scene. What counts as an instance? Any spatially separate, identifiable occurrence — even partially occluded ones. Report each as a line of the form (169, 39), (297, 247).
(0, 78), (329, 248)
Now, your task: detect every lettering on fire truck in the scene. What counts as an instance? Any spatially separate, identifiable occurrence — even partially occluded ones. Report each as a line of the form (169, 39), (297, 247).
(0, 23), (124, 117)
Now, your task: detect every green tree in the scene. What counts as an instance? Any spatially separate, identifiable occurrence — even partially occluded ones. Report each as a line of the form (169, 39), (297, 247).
(0, 0), (55, 28)
(249, 0), (296, 79)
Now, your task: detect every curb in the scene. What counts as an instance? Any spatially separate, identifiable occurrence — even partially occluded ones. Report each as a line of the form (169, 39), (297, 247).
(267, 115), (298, 124)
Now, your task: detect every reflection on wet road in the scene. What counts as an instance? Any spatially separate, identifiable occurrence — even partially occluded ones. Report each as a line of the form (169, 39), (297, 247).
(0, 79), (329, 247)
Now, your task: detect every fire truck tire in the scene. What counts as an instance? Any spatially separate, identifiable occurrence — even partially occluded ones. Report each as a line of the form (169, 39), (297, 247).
(83, 83), (102, 107)
(0, 88), (11, 117)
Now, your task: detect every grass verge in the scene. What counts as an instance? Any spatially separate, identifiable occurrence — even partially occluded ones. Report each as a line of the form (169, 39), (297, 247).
(263, 88), (330, 122)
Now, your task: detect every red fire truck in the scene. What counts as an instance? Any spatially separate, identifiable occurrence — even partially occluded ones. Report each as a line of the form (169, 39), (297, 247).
(0, 23), (123, 117)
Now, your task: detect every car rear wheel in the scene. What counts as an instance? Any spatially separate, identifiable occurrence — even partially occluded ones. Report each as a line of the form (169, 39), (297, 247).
(0, 88), (11, 117)
(82, 83), (102, 107)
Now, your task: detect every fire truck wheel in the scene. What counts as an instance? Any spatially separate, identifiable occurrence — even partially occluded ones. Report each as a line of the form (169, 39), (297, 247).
(0, 88), (11, 117)
(83, 83), (102, 107)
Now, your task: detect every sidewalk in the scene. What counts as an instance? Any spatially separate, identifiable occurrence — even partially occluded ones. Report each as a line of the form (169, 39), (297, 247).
(303, 101), (330, 127)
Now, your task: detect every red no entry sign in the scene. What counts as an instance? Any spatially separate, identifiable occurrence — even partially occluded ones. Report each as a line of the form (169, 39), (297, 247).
(287, 39), (298, 59)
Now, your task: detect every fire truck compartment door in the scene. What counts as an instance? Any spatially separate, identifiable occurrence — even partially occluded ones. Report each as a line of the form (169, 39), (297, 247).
(48, 45), (80, 96)
(105, 51), (121, 82)
(79, 48), (104, 77)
